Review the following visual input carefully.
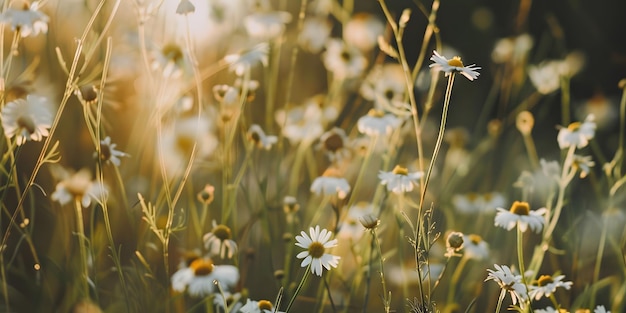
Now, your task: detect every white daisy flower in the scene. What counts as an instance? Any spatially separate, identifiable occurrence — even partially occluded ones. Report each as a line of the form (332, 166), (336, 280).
(96, 136), (129, 167)
(298, 16), (332, 53)
(275, 95), (335, 144)
(494, 201), (547, 233)
(357, 109), (403, 137)
(295, 225), (340, 276)
(594, 305), (610, 313)
(343, 13), (385, 52)
(360, 64), (410, 116)
(50, 168), (107, 207)
(569, 154), (595, 178)
(239, 298), (284, 313)
(247, 124), (277, 150)
(151, 43), (186, 78)
(158, 113), (219, 175)
(378, 165), (423, 194)
(224, 43), (269, 76)
(244, 9), (292, 41)
(529, 274), (573, 300)
(203, 221), (238, 259)
(0, 1), (49, 37)
(322, 38), (368, 80)
(557, 114), (596, 149)
(317, 127), (351, 162)
(1, 95), (52, 145)
(429, 50), (481, 81)
(310, 168), (351, 199)
(170, 257), (239, 297)
(528, 61), (561, 94)
(485, 264), (528, 306)
(491, 33), (533, 64)
(462, 234), (490, 261)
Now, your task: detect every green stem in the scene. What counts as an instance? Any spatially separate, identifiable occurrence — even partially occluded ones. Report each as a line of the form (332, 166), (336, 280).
(285, 265), (311, 313)
(74, 198), (90, 299)
(372, 228), (391, 313)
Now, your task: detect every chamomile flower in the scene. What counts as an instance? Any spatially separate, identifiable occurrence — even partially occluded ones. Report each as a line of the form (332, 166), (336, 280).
(275, 95), (334, 144)
(557, 114), (596, 149)
(317, 127), (351, 162)
(151, 43), (186, 78)
(1, 95), (52, 145)
(569, 154), (595, 178)
(0, 1), (49, 37)
(429, 50), (481, 81)
(243, 8), (292, 41)
(485, 264), (528, 306)
(343, 13), (385, 52)
(378, 165), (423, 194)
(170, 257), (239, 297)
(240, 299), (284, 313)
(203, 221), (238, 259)
(529, 274), (573, 300)
(247, 124), (277, 150)
(322, 38), (368, 80)
(224, 43), (269, 76)
(50, 169), (107, 207)
(298, 16), (332, 53)
(491, 33), (534, 64)
(494, 201), (547, 233)
(360, 64), (410, 116)
(462, 234), (490, 261)
(357, 109), (403, 137)
(310, 168), (351, 199)
(295, 225), (340, 276)
(96, 136), (129, 167)
(594, 305), (610, 313)
(528, 61), (561, 95)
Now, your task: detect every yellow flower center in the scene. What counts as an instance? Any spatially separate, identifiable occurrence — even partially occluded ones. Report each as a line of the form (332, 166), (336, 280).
(392, 165), (409, 176)
(467, 192), (479, 201)
(78, 85), (99, 104)
(248, 130), (261, 145)
(509, 201), (530, 216)
(99, 143), (112, 162)
(212, 224), (232, 241)
(447, 56), (464, 68)
(16, 116), (36, 135)
(537, 274), (554, 286)
(162, 43), (183, 63)
(469, 234), (482, 245)
(308, 241), (325, 259)
(324, 133), (344, 152)
(258, 300), (273, 310)
(190, 259), (214, 276)
(367, 109), (385, 117)
(567, 121), (581, 131)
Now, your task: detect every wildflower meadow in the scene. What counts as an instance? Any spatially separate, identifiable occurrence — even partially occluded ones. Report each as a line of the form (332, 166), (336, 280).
(1, 0), (625, 312)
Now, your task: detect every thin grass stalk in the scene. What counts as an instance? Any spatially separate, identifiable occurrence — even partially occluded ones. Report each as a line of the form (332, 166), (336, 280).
(1, 0), (112, 260)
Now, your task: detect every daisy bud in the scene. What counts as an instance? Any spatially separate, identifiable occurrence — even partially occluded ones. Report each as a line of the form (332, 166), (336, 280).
(359, 214), (380, 230)
(516, 111), (535, 136)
